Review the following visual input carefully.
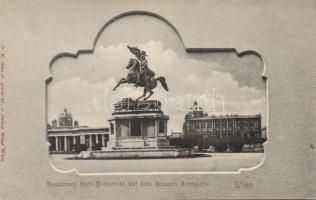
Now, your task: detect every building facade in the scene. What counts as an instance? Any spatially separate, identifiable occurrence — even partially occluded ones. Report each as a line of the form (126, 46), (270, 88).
(183, 101), (264, 152)
(47, 108), (109, 153)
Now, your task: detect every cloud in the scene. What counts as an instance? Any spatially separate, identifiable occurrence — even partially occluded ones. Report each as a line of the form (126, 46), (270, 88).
(48, 40), (266, 132)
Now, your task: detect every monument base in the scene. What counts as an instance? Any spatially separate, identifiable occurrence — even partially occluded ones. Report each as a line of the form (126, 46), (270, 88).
(77, 147), (191, 159)
(77, 98), (190, 159)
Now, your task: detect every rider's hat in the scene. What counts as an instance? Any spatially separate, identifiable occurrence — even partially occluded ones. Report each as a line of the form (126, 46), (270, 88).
(141, 51), (147, 56)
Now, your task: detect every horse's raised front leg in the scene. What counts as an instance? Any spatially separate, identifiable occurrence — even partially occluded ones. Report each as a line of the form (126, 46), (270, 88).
(113, 78), (125, 91)
(136, 88), (147, 101)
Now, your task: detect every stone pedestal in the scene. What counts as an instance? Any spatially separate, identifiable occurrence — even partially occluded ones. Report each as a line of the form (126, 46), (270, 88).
(107, 98), (170, 149)
(79, 98), (190, 159)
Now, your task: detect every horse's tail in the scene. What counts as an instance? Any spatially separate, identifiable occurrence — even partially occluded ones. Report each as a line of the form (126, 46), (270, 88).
(157, 77), (169, 91)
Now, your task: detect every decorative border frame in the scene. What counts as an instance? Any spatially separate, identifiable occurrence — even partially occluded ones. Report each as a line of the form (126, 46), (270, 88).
(46, 10), (269, 176)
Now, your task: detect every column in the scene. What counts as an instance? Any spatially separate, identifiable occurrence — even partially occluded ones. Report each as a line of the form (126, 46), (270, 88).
(154, 120), (159, 146)
(187, 122), (190, 134)
(55, 137), (59, 151)
(73, 136), (76, 145)
(164, 121), (167, 135)
(140, 121), (143, 137)
(89, 135), (92, 148)
(232, 118), (235, 133)
(220, 119), (223, 138)
(128, 121), (131, 137)
(64, 136), (67, 152)
(101, 134), (105, 146)
(96, 134), (99, 144)
(155, 120), (159, 136)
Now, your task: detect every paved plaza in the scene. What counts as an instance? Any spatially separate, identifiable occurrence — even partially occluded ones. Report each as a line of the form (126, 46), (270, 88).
(50, 153), (264, 173)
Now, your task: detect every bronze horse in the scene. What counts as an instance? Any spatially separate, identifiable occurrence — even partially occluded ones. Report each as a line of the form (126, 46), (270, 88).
(113, 58), (169, 101)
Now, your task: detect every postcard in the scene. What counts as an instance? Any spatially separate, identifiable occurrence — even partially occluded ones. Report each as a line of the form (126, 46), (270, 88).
(0, 0), (315, 199)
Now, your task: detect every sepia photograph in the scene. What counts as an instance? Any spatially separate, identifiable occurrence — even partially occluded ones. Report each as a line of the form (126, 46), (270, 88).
(46, 13), (267, 174)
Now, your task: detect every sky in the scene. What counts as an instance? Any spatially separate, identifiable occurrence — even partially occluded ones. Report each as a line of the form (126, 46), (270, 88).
(47, 14), (266, 133)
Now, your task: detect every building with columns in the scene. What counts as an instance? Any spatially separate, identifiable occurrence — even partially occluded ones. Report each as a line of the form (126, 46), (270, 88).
(47, 108), (109, 153)
(183, 101), (264, 152)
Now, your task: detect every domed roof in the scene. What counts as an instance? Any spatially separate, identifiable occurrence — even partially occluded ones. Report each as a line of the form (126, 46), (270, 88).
(189, 101), (203, 111)
(58, 108), (73, 127)
(59, 108), (72, 118)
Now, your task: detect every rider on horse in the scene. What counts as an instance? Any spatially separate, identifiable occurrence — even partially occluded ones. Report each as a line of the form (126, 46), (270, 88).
(139, 50), (155, 84)
(127, 46), (155, 86)
(113, 45), (168, 100)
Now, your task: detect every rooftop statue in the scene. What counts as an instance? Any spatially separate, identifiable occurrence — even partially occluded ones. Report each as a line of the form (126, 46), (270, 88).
(113, 45), (169, 101)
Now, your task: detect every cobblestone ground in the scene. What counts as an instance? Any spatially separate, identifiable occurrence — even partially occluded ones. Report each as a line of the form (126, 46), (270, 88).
(50, 153), (264, 173)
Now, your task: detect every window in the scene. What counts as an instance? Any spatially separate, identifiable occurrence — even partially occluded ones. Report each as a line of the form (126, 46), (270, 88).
(85, 135), (89, 146)
(194, 122), (200, 129)
(97, 135), (102, 145)
(215, 123), (220, 131)
(189, 123), (192, 131)
(201, 122), (206, 132)
(228, 121), (233, 131)
(207, 122), (213, 130)
(75, 136), (80, 144)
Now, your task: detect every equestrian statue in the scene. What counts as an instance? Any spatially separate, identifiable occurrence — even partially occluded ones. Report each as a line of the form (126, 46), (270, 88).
(113, 45), (169, 101)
